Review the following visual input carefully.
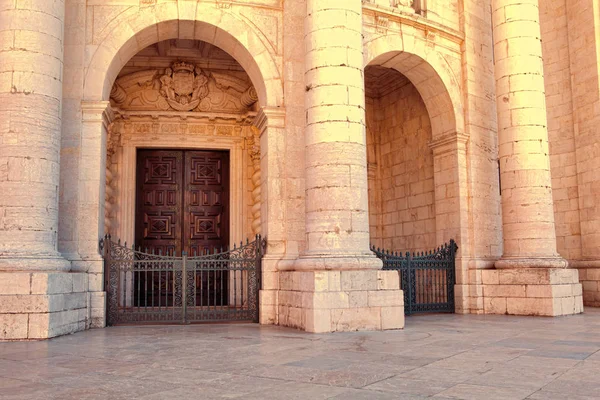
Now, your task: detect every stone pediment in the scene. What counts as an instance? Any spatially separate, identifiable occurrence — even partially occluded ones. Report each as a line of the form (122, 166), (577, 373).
(110, 61), (258, 114)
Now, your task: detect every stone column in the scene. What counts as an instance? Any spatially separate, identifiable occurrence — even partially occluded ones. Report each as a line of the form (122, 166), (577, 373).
(0, 0), (69, 271)
(492, 0), (564, 269)
(273, 0), (403, 333)
(0, 1), (89, 340)
(484, 0), (583, 316)
(297, 0), (380, 271)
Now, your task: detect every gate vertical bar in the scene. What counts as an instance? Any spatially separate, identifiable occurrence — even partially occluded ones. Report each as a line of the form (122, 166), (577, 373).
(449, 240), (456, 312)
(182, 251), (187, 324)
(406, 251), (412, 316)
(255, 235), (262, 322)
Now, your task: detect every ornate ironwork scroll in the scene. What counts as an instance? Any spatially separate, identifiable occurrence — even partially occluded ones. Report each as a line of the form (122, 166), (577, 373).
(101, 234), (265, 325)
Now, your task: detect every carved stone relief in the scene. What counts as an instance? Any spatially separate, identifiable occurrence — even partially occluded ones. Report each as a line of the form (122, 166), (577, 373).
(363, 0), (415, 12)
(391, 0), (414, 8)
(110, 61), (259, 114)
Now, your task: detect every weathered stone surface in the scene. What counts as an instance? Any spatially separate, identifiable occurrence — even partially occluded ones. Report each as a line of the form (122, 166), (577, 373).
(331, 307), (381, 332)
(0, 314), (28, 340)
(2, 0), (600, 340)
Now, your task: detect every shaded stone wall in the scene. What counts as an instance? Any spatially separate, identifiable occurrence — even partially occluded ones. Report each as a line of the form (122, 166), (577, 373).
(367, 81), (436, 252)
(539, 0), (581, 261)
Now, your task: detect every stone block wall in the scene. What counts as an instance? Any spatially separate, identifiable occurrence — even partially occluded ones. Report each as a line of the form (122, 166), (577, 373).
(578, 269), (600, 306)
(366, 80), (436, 252)
(540, 0), (582, 262)
(0, 272), (89, 340)
(481, 269), (583, 316)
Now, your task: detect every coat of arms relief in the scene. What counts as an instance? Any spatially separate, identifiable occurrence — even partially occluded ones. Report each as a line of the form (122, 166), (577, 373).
(159, 62), (210, 111)
(110, 61), (258, 114)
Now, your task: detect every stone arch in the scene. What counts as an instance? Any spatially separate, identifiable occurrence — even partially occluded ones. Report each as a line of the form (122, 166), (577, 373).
(83, 4), (283, 108)
(363, 34), (470, 302)
(76, 5), (286, 327)
(364, 35), (465, 139)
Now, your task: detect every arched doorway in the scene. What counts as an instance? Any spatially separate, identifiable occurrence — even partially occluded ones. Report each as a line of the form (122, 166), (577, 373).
(101, 39), (262, 324)
(365, 65), (436, 252)
(75, 11), (285, 326)
(363, 43), (469, 314)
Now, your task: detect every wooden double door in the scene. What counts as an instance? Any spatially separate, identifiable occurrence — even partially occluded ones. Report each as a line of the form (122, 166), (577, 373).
(135, 149), (230, 306)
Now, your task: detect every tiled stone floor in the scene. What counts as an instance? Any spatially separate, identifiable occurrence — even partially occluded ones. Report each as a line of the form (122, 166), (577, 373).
(2, 310), (600, 399)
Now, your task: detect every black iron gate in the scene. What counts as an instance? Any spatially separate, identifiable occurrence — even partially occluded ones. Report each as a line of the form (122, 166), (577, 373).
(100, 235), (265, 325)
(371, 240), (458, 315)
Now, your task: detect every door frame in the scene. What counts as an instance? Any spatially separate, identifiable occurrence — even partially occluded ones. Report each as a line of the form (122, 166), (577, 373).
(114, 137), (246, 253)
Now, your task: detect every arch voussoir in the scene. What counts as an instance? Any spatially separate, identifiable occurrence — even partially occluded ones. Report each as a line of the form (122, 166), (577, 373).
(83, 7), (283, 108)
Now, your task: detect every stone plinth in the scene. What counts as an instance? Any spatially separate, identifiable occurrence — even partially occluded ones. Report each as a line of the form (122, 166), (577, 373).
(481, 268), (583, 316)
(0, 272), (89, 340)
(277, 270), (404, 333)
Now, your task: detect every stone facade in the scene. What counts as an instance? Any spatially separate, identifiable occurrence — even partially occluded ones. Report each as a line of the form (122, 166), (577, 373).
(0, 0), (598, 340)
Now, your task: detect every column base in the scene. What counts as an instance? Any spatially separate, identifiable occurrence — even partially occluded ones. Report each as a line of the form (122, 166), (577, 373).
(277, 270), (404, 333)
(495, 257), (568, 269)
(291, 254), (383, 271)
(0, 271), (89, 340)
(481, 268), (583, 316)
(0, 255), (71, 272)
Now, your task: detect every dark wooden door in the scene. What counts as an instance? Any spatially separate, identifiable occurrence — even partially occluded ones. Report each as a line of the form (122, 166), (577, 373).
(184, 151), (229, 256)
(135, 149), (229, 307)
(135, 150), (184, 256)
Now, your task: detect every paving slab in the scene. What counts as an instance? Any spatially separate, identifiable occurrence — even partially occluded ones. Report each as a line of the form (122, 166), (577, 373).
(0, 308), (599, 399)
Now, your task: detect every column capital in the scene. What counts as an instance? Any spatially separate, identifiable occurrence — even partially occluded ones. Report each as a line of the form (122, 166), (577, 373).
(428, 131), (469, 155)
(81, 101), (114, 127)
(254, 106), (286, 134)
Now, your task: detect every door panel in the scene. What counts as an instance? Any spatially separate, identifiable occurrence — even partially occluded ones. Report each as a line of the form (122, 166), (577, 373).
(136, 150), (184, 256)
(135, 149), (230, 308)
(184, 151), (229, 256)
(184, 151), (230, 307)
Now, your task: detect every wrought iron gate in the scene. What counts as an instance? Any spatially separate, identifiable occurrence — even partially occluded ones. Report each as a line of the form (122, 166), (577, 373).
(371, 240), (458, 315)
(100, 235), (265, 325)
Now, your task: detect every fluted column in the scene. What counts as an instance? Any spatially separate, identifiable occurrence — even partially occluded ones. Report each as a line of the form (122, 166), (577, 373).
(0, 1), (69, 271)
(492, 0), (566, 269)
(297, 0), (380, 270)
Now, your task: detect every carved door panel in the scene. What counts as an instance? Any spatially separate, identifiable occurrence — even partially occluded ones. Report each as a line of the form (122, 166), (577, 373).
(136, 150), (184, 256)
(183, 151), (229, 256)
(135, 149), (230, 308)
(184, 151), (229, 307)
(135, 150), (183, 307)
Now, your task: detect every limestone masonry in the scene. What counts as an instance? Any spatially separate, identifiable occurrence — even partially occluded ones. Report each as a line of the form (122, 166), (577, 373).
(0, 0), (598, 339)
